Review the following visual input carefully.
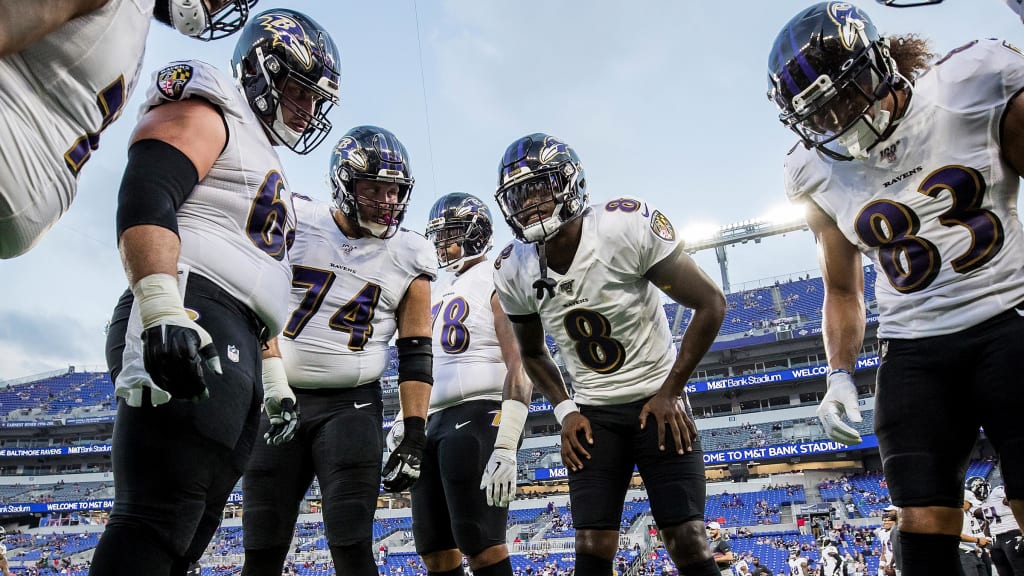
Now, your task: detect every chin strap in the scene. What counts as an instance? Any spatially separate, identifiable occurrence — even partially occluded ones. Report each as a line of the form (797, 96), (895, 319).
(533, 243), (557, 301)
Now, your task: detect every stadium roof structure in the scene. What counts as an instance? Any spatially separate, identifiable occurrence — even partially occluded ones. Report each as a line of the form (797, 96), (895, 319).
(681, 208), (809, 293)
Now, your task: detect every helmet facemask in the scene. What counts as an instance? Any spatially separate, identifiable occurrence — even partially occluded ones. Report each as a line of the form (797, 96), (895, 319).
(875, 0), (943, 6)
(770, 13), (907, 161)
(968, 477), (990, 501)
(333, 173), (411, 240)
(158, 0), (258, 40)
(249, 45), (338, 155)
(497, 167), (583, 243)
(427, 219), (492, 273)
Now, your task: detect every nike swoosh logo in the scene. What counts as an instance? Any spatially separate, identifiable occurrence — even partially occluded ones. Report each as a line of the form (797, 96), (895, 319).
(1016, 306), (1024, 317)
(455, 421), (471, 430)
(354, 402), (372, 409)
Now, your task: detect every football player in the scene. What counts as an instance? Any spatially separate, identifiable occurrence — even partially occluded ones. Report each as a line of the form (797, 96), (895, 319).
(0, 525), (8, 576)
(788, 548), (809, 576)
(969, 476), (1024, 575)
(94, 9), (339, 575)
(240, 126), (436, 576)
(876, 0), (1023, 22)
(874, 0), (942, 6)
(820, 537), (843, 576)
(0, 0), (259, 260)
(394, 192), (529, 576)
(491, 133), (726, 576)
(768, 3), (1024, 575)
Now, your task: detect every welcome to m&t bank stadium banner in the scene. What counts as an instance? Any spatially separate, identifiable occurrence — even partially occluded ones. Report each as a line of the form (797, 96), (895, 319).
(0, 492), (247, 515)
(533, 434), (879, 479)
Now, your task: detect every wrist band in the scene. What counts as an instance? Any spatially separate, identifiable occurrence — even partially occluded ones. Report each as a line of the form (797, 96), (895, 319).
(553, 399), (580, 426)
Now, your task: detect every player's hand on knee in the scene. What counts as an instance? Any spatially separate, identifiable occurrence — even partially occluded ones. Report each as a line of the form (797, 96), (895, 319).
(639, 391), (696, 454)
(817, 369), (862, 445)
(136, 274), (221, 403)
(480, 447), (517, 507)
(560, 412), (593, 472)
(382, 417), (426, 493)
(261, 357), (299, 445)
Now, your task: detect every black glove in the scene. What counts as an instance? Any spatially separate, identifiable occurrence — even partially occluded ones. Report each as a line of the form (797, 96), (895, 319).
(382, 417), (426, 493)
(264, 398), (300, 446)
(141, 324), (219, 403)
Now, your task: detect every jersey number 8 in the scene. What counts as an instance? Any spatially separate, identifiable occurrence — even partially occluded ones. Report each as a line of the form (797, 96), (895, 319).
(563, 308), (626, 374)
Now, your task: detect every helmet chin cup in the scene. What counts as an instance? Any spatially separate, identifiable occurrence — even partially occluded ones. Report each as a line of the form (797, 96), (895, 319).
(169, 0), (209, 37)
(520, 212), (563, 243)
(838, 106), (891, 159)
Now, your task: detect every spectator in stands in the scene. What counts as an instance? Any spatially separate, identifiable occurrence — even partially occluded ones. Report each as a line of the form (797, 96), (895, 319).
(769, 3), (1024, 576)
(93, 10), (338, 576)
(492, 134), (726, 576)
(240, 127), (435, 576)
(395, 193), (529, 576)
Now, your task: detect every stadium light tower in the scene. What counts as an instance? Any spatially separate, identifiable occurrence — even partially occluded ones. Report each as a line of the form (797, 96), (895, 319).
(680, 205), (809, 293)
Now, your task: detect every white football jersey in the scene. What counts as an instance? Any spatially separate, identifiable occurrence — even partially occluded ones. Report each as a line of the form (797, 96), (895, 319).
(979, 484), (1020, 536)
(788, 556), (808, 576)
(875, 526), (894, 563)
(280, 197), (437, 389)
(1009, 0), (1024, 22)
(493, 198), (679, 406)
(141, 59), (295, 336)
(430, 260), (506, 413)
(0, 0), (153, 254)
(786, 39), (1024, 339)
(821, 545), (841, 576)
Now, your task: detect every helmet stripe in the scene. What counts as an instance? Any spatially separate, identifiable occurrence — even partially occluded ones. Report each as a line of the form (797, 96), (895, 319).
(788, 24), (820, 89)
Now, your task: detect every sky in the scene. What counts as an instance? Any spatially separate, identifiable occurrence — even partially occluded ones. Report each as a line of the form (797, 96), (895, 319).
(0, 0), (1020, 380)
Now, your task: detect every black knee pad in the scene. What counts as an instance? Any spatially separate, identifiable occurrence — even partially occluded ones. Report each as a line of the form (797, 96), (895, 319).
(472, 557), (512, 576)
(241, 545), (290, 576)
(428, 568), (466, 576)
(574, 552), (613, 576)
(900, 531), (960, 576)
(329, 542), (377, 576)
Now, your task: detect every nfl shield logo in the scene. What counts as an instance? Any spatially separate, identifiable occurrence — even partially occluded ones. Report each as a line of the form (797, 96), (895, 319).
(227, 345), (240, 363)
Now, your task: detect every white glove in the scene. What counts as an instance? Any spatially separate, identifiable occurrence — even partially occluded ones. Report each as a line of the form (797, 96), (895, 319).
(479, 399), (528, 507)
(386, 416), (405, 452)
(817, 369), (862, 445)
(262, 357), (298, 445)
(135, 273), (221, 403)
(480, 447), (518, 507)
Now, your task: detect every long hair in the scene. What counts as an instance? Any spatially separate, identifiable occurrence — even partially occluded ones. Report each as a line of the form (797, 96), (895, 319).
(888, 33), (936, 80)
